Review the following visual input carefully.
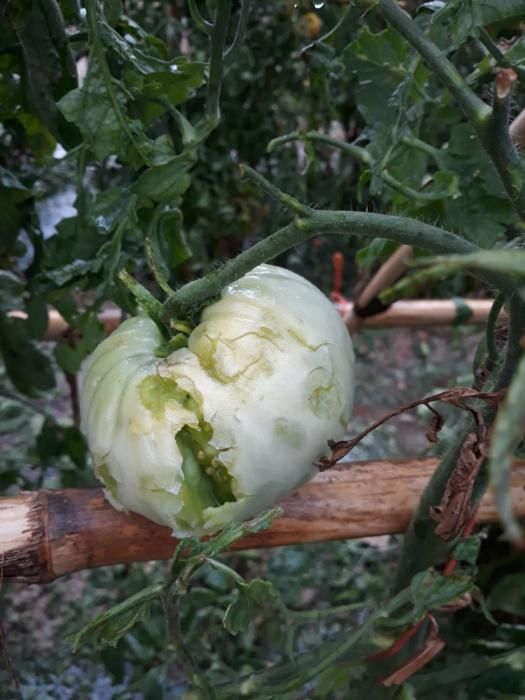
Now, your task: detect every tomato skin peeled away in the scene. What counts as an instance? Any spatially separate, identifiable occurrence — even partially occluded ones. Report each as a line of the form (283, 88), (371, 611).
(80, 264), (354, 537)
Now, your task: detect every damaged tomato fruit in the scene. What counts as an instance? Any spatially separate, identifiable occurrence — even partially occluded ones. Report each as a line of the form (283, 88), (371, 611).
(80, 265), (354, 536)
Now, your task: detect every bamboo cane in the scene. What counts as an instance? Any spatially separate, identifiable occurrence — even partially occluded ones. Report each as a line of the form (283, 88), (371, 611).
(346, 244), (413, 333)
(8, 300), (497, 343)
(2, 457), (524, 584)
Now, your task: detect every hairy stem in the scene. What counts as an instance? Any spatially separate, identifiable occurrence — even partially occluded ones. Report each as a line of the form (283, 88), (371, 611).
(160, 212), (476, 321)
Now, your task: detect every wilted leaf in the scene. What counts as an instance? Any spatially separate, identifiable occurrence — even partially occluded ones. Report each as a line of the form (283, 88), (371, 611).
(224, 579), (278, 635)
(69, 584), (163, 651)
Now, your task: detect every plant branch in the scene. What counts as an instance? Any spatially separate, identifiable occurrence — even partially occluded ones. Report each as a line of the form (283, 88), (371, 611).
(366, 0), (525, 218)
(204, 0), (233, 127)
(269, 131), (450, 201)
(85, 0), (149, 165)
(118, 270), (166, 333)
(240, 164), (312, 215)
(161, 164), (521, 321)
(187, 0), (213, 33)
(393, 293), (525, 592)
(224, 0), (251, 66)
(479, 28), (525, 83)
(160, 211), (476, 322)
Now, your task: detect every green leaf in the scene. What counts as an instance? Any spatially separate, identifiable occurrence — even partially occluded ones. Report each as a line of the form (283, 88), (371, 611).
(25, 295), (49, 340)
(0, 167), (33, 253)
(344, 27), (409, 132)
(487, 572), (525, 616)
(223, 579), (278, 635)
(0, 315), (55, 396)
(58, 55), (128, 161)
(131, 151), (196, 203)
(87, 189), (134, 234)
(427, 0), (525, 45)
(409, 569), (474, 617)
(34, 258), (105, 292)
(410, 648), (525, 691)
(37, 421), (88, 470)
(54, 312), (105, 374)
(69, 583), (163, 651)
(155, 209), (191, 276)
(14, 0), (79, 146)
(356, 239), (397, 269)
(452, 535), (481, 566)
(488, 351), (525, 544)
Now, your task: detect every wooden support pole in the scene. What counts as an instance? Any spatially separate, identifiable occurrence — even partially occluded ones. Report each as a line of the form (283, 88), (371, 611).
(2, 457), (524, 584)
(339, 299), (499, 329)
(9, 300), (497, 343)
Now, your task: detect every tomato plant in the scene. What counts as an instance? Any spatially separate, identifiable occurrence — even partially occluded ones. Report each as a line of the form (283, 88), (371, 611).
(1, 0), (525, 697)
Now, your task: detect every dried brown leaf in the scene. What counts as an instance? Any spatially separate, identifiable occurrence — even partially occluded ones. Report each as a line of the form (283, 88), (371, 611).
(316, 388), (503, 471)
(380, 615), (445, 687)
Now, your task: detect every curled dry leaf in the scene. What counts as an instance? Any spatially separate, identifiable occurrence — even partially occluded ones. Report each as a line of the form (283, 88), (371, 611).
(315, 388), (504, 471)
(380, 614), (445, 687)
(431, 404), (490, 541)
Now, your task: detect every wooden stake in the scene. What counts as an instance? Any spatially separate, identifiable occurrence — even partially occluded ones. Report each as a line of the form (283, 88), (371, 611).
(2, 457), (524, 584)
(9, 299), (497, 343)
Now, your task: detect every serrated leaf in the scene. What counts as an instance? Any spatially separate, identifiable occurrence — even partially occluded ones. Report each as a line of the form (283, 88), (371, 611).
(70, 583), (163, 651)
(428, 0), (525, 46)
(34, 258), (105, 292)
(224, 579), (278, 635)
(58, 55), (127, 161)
(488, 351), (525, 544)
(344, 27), (409, 131)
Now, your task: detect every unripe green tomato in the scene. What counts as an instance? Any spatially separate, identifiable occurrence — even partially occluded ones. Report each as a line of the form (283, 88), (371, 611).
(80, 265), (354, 536)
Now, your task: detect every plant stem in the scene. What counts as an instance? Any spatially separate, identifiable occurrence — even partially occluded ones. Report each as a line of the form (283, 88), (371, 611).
(205, 0), (232, 127)
(160, 213), (475, 321)
(241, 164), (312, 215)
(367, 0), (525, 218)
(187, 0), (213, 33)
(118, 270), (166, 332)
(401, 135), (445, 167)
(224, 0), (251, 66)
(270, 131), (449, 201)
(393, 292), (525, 593)
(479, 28), (525, 83)
(0, 388), (50, 419)
(85, 0), (149, 165)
